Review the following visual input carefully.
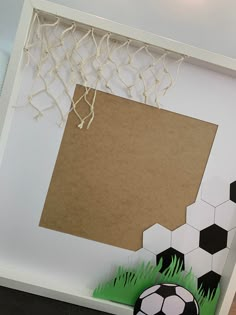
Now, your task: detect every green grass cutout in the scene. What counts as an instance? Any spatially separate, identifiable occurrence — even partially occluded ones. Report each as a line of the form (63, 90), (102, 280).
(93, 259), (163, 306)
(93, 256), (221, 315)
(198, 285), (221, 315)
(158, 255), (221, 315)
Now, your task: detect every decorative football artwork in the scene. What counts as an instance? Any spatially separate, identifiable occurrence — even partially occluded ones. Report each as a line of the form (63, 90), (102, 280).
(134, 284), (199, 315)
(141, 178), (236, 295)
(93, 179), (235, 315)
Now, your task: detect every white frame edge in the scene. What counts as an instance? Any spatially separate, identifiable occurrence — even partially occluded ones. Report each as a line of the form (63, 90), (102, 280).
(0, 0), (235, 314)
(218, 232), (236, 314)
(0, 0), (33, 164)
(32, 0), (236, 76)
(0, 263), (132, 315)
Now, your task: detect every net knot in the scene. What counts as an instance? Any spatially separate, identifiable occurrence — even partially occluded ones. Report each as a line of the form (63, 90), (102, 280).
(127, 86), (133, 97)
(78, 121), (85, 129)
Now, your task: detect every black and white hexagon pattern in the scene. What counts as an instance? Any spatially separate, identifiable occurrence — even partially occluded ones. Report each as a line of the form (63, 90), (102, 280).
(129, 177), (236, 295)
(134, 284), (199, 315)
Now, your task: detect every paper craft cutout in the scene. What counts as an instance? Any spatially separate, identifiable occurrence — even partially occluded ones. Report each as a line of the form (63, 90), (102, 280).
(198, 272), (221, 298)
(134, 284), (199, 315)
(40, 85), (217, 250)
(230, 181), (236, 203)
(93, 257), (220, 314)
(141, 178), (236, 293)
(199, 225), (228, 254)
(156, 248), (185, 273)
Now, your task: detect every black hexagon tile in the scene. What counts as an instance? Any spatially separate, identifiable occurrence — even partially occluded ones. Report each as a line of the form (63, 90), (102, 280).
(198, 271), (221, 295)
(199, 224), (228, 254)
(230, 181), (236, 203)
(156, 247), (185, 273)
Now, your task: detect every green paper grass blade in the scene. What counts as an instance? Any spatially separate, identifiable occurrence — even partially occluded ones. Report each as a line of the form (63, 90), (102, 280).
(199, 285), (221, 315)
(93, 256), (221, 314)
(93, 259), (163, 306)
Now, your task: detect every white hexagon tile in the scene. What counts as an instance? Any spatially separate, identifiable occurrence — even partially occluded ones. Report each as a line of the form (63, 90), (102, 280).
(143, 224), (171, 255)
(172, 224), (199, 254)
(127, 177), (235, 295)
(141, 294), (163, 314)
(212, 248), (230, 275)
(128, 248), (156, 266)
(215, 200), (236, 231)
(185, 248), (212, 278)
(186, 200), (215, 231)
(201, 177), (229, 207)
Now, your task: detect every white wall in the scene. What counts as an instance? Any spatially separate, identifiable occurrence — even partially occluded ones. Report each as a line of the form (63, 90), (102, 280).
(0, 0), (24, 53)
(0, 0), (236, 57)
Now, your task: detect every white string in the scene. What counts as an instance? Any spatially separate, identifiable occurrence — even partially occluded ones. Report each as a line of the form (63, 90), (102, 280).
(22, 11), (186, 128)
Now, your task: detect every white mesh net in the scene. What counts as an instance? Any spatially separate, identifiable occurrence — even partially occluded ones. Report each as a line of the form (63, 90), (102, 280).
(23, 11), (186, 128)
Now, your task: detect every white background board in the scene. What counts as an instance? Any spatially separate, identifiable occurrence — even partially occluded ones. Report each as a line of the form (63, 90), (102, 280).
(0, 37), (236, 312)
(0, 1), (236, 315)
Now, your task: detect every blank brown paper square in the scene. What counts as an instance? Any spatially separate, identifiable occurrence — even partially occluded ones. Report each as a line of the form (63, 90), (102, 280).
(40, 85), (217, 250)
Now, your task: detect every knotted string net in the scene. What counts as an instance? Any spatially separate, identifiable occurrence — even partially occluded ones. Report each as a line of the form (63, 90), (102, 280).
(23, 11), (186, 128)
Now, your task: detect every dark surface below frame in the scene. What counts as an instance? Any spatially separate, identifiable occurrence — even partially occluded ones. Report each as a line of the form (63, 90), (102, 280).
(0, 285), (235, 315)
(0, 285), (109, 315)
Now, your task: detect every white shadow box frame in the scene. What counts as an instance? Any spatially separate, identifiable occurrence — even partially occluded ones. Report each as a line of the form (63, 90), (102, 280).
(0, 0), (236, 314)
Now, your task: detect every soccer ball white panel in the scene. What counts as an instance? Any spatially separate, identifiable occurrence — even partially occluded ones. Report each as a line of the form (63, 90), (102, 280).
(141, 294), (163, 315)
(185, 248), (212, 277)
(201, 177), (229, 207)
(136, 312), (145, 315)
(140, 285), (161, 299)
(172, 224), (199, 254)
(134, 284), (199, 315)
(215, 201), (236, 231)
(143, 224), (171, 255)
(186, 201), (215, 230)
(212, 248), (229, 275)
(176, 286), (193, 303)
(162, 295), (185, 315)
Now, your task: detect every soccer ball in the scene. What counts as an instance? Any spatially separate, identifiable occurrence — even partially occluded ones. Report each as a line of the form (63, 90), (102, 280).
(134, 284), (199, 315)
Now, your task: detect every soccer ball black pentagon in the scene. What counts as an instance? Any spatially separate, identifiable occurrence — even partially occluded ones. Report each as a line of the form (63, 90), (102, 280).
(134, 284), (199, 315)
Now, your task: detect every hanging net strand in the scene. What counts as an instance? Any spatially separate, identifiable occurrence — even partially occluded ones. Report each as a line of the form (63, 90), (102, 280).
(22, 11), (186, 129)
